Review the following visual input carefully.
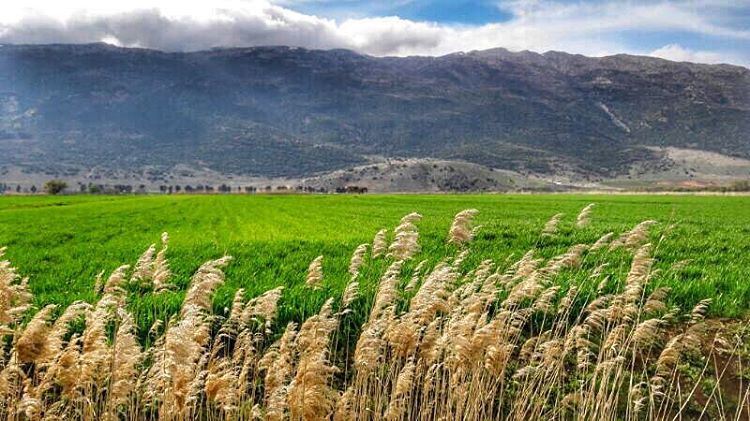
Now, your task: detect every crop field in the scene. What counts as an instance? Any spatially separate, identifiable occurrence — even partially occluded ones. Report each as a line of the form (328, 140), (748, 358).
(1, 194), (749, 322)
(0, 193), (749, 419)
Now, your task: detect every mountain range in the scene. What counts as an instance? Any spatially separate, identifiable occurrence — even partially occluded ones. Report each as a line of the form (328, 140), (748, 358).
(1, 43), (748, 191)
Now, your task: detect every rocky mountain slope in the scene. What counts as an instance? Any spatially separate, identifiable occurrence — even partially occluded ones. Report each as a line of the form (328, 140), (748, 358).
(0, 43), (747, 188)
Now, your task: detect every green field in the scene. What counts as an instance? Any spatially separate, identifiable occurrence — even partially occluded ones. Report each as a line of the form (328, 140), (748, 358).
(1, 193), (749, 333)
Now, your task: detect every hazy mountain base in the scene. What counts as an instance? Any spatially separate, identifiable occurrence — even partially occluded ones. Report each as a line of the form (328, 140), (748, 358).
(2, 147), (748, 193)
(0, 158), (556, 193)
(607, 147), (750, 190)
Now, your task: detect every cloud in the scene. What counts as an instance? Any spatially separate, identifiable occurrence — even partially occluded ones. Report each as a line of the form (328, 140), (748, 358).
(650, 44), (747, 66)
(0, 0), (747, 66)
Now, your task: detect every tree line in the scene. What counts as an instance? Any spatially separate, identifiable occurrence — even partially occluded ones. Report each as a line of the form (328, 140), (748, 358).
(0, 180), (370, 195)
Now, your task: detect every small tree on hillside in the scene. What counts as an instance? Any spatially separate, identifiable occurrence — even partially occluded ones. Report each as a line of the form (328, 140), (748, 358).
(44, 179), (68, 195)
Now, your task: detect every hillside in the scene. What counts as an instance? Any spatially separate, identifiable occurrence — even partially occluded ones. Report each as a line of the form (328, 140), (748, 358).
(0, 43), (748, 189)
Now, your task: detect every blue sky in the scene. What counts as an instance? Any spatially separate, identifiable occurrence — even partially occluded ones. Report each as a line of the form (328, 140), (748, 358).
(281, 0), (749, 63)
(0, 0), (748, 66)
(280, 0), (513, 24)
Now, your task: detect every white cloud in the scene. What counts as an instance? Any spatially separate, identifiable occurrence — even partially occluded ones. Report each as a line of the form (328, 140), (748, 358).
(651, 44), (723, 64)
(650, 44), (748, 67)
(0, 0), (747, 66)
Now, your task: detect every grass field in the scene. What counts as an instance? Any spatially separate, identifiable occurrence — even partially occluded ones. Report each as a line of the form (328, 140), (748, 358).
(1, 193), (748, 330)
(2, 193), (750, 419)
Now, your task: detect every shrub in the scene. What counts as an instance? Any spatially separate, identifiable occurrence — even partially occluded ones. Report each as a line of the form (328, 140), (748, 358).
(43, 179), (68, 195)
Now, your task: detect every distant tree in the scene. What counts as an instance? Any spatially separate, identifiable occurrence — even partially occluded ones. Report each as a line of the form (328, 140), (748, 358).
(44, 179), (68, 195)
(30, 185), (37, 194)
(16, 185), (21, 193)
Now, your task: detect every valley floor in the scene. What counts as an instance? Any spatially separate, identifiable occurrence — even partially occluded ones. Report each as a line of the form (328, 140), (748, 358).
(0, 193), (748, 321)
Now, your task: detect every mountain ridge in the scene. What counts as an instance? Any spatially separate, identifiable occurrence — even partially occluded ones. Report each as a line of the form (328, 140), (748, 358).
(1, 43), (748, 188)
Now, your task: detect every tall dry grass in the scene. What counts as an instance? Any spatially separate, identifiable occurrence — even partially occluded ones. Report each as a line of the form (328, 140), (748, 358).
(0, 206), (747, 420)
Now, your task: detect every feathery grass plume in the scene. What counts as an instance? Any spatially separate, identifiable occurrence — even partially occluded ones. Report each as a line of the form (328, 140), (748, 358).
(368, 260), (403, 322)
(383, 359), (416, 420)
(183, 355), (208, 412)
(511, 249), (541, 279)
(148, 319), (163, 338)
(19, 378), (42, 420)
(543, 244), (588, 277)
(220, 288), (246, 336)
(632, 318), (664, 348)
(0, 247), (33, 331)
(352, 260), (403, 372)
(81, 277), (123, 356)
(208, 289), (245, 372)
(627, 243), (653, 282)
(643, 287), (670, 314)
(447, 209), (480, 246)
(287, 298), (339, 421)
(260, 322), (298, 421)
(131, 243), (156, 286)
(93, 270), (105, 295)
(242, 286), (284, 327)
(590, 232), (614, 250)
(541, 213), (564, 236)
(38, 301), (90, 365)
(371, 229), (388, 258)
(341, 279), (359, 309)
(147, 305), (212, 415)
(404, 259), (427, 293)
(348, 243), (369, 276)
(452, 249), (470, 269)
(105, 308), (142, 416)
(405, 263), (454, 325)
(652, 335), (683, 385)
(333, 388), (355, 421)
(386, 263), (454, 356)
(103, 264), (130, 295)
(557, 286), (578, 316)
(143, 257), (231, 416)
(48, 333), (83, 401)
(182, 256), (232, 313)
(388, 212), (421, 260)
(690, 299), (712, 324)
(16, 304), (56, 364)
(75, 299), (118, 417)
(575, 203), (596, 228)
(532, 286), (560, 313)
(610, 220), (657, 250)
(590, 262), (608, 280)
(622, 243), (654, 304)
(153, 232), (173, 292)
(306, 255), (324, 289)
(473, 259), (495, 284)
(353, 315), (391, 375)
(205, 358), (239, 414)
